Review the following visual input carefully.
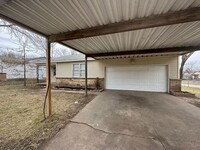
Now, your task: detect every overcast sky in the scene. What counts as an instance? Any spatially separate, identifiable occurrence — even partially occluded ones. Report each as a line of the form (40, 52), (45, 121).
(188, 51), (200, 63)
(0, 32), (19, 49)
(0, 30), (200, 63)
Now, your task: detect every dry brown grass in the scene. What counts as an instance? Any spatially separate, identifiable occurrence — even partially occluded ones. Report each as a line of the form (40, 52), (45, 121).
(0, 83), (96, 150)
(182, 86), (200, 98)
(180, 86), (200, 108)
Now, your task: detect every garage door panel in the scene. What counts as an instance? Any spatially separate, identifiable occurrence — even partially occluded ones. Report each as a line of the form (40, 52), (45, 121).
(106, 66), (167, 92)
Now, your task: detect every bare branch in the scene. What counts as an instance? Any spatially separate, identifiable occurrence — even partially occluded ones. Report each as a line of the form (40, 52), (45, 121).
(1, 19), (75, 58)
(0, 24), (13, 27)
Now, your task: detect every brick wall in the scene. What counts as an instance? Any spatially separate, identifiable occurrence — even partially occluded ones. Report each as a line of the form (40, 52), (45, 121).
(169, 79), (181, 92)
(56, 78), (104, 89)
(0, 73), (6, 81)
(56, 78), (180, 92)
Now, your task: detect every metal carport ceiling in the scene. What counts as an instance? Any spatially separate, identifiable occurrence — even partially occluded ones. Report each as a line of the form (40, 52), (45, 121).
(1, 0), (200, 57)
(63, 22), (200, 54)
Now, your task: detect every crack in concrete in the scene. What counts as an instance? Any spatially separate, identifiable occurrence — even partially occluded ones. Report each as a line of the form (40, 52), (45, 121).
(70, 120), (155, 140)
(70, 120), (200, 150)
(152, 128), (167, 150)
(136, 109), (167, 150)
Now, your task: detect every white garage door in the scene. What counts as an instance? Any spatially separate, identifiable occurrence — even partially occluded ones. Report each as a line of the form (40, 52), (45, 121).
(106, 65), (168, 92)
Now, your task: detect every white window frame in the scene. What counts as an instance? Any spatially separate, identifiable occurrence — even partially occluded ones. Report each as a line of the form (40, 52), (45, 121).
(72, 63), (85, 78)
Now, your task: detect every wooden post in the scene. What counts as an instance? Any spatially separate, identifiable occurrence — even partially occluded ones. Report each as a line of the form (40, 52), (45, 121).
(85, 55), (88, 96)
(46, 41), (51, 117)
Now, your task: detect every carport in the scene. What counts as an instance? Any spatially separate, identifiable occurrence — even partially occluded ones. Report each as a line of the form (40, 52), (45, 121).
(1, 0), (200, 117)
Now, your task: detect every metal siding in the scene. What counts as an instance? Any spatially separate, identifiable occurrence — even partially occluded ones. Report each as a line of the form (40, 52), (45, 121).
(101, 56), (178, 79)
(55, 56), (178, 79)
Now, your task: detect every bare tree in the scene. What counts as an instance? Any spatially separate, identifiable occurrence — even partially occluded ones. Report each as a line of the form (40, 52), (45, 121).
(1, 19), (77, 58)
(51, 43), (79, 57)
(180, 52), (194, 79)
(1, 20), (36, 85)
(0, 24), (12, 27)
(0, 51), (25, 79)
(0, 51), (22, 62)
(9, 30), (33, 86)
(0, 19), (47, 56)
(1, 19), (80, 85)
(184, 61), (196, 75)
(22, 41), (28, 86)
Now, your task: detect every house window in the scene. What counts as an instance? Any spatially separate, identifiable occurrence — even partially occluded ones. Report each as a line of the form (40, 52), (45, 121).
(73, 64), (85, 78)
(53, 66), (56, 76)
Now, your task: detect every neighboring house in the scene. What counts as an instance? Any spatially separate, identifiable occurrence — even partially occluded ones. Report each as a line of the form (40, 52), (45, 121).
(36, 54), (179, 92)
(0, 56), (46, 79)
(183, 71), (200, 80)
(29, 57), (46, 80)
(191, 71), (200, 80)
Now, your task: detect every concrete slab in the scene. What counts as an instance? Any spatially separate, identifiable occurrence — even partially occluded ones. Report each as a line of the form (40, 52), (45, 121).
(43, 90), (200, 150)
(44, 123), (163, 150)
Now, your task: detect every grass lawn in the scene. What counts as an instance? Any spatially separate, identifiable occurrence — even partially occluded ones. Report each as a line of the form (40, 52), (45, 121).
(0, 83), (96, 150)
(182, 86), (200, 98)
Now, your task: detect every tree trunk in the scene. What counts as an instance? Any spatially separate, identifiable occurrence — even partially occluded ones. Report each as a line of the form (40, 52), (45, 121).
(179, 52), (194, 79)
(23, 45), (26, 86)
(180, 61), (185, 79)
(36, 65), (39, 83)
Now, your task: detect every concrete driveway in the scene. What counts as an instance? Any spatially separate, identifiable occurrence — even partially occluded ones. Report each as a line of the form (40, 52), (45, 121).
(43, 90), (200, 150)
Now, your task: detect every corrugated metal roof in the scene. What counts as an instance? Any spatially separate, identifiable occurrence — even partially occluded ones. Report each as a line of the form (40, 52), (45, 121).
(63, 21), (200, 54)
(0, 0), (200, 55)
(0, 0), (200, 35)
(0, 0), (9, 6)
(1, 0), (200, 34)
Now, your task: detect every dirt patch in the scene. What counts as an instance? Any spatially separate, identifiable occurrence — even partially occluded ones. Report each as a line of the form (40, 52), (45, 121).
(180, 86), (200, 108)
(0, 83), (96, 150)
(180, 97), (200, 108)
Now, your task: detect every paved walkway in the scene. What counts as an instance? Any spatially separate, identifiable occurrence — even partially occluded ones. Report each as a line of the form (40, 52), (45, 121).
(42, 90), (200, 150)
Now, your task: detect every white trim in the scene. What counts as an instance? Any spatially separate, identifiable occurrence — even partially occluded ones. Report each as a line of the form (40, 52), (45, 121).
(167, 65), (170, 93)
(177, 56), (180, 79)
